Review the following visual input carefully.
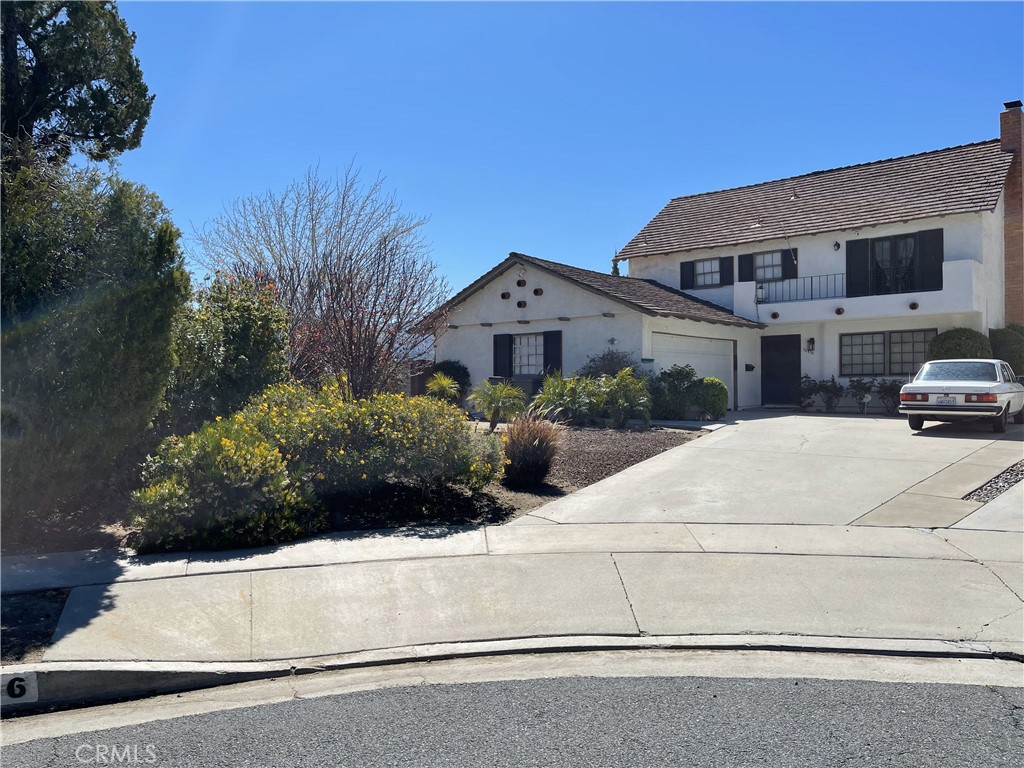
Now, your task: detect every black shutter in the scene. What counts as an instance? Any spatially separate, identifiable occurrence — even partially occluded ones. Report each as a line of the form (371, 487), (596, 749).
(543, 331), (562, 374)
(917, 229), (944, 292)
(493, 334), (513, 377)
(680, 262), (695, 290)
(846, 239), (869, 298)
(719, 257), (734, 286)
(782, 249), (798, 280)
(738, 254), (754, 282)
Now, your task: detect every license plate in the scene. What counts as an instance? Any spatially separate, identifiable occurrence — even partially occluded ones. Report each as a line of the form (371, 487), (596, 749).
(935, 397), (956, 406)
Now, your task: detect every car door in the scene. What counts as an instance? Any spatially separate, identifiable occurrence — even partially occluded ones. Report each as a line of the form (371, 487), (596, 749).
(1002, 363), (1024, 412)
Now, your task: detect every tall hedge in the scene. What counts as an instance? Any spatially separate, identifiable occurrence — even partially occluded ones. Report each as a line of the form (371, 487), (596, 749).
(926, 328), (992, 361)
(1, 166), (189, 525)
(990, 328), (1024, 374)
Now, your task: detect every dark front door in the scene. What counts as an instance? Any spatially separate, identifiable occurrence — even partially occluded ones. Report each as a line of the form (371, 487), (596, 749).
(761, 335), (801, 404)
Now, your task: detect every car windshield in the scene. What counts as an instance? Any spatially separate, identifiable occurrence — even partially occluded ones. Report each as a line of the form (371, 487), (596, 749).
(916, 361), (999, 382)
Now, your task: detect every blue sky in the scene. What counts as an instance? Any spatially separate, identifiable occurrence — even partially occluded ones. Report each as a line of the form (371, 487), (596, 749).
(114, 1), (1023, 292)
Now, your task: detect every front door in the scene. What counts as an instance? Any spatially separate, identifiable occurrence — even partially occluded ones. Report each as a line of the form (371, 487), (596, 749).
(761, 335), (801, 404)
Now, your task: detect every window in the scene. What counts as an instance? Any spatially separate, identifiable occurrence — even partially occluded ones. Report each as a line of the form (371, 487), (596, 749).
(754, 251), (783, 282)
(846, 229), (943, 298)
(888, 329), (937, 376)
(918, 361), (998, 382)
(840, 333), (885, 375)
(512, 333), (544, 375)
(694, 258), (720, 287)
(840, 329), (937, 376)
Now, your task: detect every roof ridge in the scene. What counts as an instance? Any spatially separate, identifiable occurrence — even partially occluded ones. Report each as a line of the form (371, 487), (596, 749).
(511, 251), (656, 284)
(665, 138), (1002, 204)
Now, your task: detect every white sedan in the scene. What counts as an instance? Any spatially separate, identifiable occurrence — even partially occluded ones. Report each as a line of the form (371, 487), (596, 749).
(899, 358), (1024, 433)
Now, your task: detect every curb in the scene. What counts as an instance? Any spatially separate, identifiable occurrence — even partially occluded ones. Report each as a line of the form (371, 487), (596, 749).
(3, 633), (1020, 717)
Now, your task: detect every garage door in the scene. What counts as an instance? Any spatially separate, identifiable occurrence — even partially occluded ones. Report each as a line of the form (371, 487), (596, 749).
(651, 333), (734, 410)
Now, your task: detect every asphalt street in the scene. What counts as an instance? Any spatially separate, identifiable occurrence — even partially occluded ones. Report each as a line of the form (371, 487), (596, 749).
(4, 675), (1022, 767)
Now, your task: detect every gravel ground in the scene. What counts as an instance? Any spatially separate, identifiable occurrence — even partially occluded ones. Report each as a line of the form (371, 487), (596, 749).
(962, 460), (1024, 503)
(545, 426), (701, 490)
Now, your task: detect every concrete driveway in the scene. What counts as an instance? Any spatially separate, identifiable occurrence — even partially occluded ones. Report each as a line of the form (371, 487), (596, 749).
(513, 413), (1024, 529)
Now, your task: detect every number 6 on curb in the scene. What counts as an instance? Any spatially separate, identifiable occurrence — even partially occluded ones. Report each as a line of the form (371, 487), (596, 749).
(1, 672), (39, 705)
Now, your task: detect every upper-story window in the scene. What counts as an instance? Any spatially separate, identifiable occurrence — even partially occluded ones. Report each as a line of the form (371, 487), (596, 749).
(694, 258), (720, 287)
(847, 229), (943, 298)
(738, 249), (797, 284)
(680, 257), (733, 290)
(755, 251), (784, 282)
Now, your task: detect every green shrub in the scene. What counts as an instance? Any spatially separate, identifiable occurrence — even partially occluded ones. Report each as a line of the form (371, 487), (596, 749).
(816, 376), (846, 413)
(927, 328), (992, 360)
(503, 411), (562, 486)
(577, 349), (640, 378)
(468, 380), (527, 431)
(132, 383), (504, 550)
(649, 365), (699, 420)
(874, 378), (906, 416)
(532, 373), (606, 426)
(130, 417), (322, 553)
(162, 274), (289, 436)
(248, 384), (502, 495)
(429, 360), (471, 402)
(795, 375), (818, 411)
(990, 328), (1024, 374)
(693, 377), (729, 419)
(846, 377), (875, 414)
(425, 372), (461, 403)
(1007, 324), (1024, 338)
(602, 368), (651, 428)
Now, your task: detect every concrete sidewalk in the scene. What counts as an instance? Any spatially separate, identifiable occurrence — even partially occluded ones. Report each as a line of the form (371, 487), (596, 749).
(15, 521), (1021, 667)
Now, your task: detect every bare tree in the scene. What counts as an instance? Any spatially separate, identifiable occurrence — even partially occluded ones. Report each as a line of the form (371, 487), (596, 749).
(195, 166), (448, 397)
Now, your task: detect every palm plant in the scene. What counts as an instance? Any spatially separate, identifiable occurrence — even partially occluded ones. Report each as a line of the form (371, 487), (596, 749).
(468, 380), (527, 432)
(425, 372), (460, 403)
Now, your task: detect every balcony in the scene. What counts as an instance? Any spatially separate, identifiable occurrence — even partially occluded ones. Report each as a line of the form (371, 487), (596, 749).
(755, 268), (939, 304)
(756, 273), (845, 303)
(737, 260), (977, 324)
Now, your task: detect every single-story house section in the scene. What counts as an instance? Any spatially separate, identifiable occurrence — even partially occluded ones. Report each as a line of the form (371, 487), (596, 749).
(429, 253), (763, 410)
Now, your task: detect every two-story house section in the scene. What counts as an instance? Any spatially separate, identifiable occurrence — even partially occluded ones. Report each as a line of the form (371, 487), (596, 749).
(618, 101), (1024, 405)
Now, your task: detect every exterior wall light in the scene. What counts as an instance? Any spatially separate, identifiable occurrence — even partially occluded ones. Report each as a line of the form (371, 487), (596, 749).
(833, 241), (841, 251)
(770, 311), (781, 320)
(607, 337), (617, 346)
(909, 301), (920, 310)
(835, 307), (845, 315)
(806, 337), (815, 353)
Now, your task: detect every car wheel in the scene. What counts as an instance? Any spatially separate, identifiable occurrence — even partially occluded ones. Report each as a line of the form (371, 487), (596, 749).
(1014, 407), (1024, 425)
(908, 414), (924, 431)
(992, 407), (1008, 433)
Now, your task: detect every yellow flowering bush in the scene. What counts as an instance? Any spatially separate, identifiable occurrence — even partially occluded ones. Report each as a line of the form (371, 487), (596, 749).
(132, 381), (503, 550)
(130, 417), (323, 553)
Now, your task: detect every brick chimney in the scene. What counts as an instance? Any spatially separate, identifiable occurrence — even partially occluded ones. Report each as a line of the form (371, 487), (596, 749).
(1002, 100), (1024, 325)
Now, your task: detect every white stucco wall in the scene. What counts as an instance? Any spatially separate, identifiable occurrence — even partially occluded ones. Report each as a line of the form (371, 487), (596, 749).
(625, 212), (995, 324)
(433, 263), (643, 390)
(763, 311), (981, 411)
(432, 261), (764, 410)
(980, 193), (1006, 330)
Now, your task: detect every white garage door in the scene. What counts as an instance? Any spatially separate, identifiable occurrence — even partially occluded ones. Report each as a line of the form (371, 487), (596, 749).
(651, 333), (734, 410)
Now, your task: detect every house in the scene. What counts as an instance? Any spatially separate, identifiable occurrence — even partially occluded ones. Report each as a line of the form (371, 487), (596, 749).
(430, 101), (1024, 410)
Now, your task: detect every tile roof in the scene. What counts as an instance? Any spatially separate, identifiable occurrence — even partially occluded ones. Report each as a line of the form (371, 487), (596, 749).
(426, 252), (762, 330)
(617, 139), (1014, 260)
